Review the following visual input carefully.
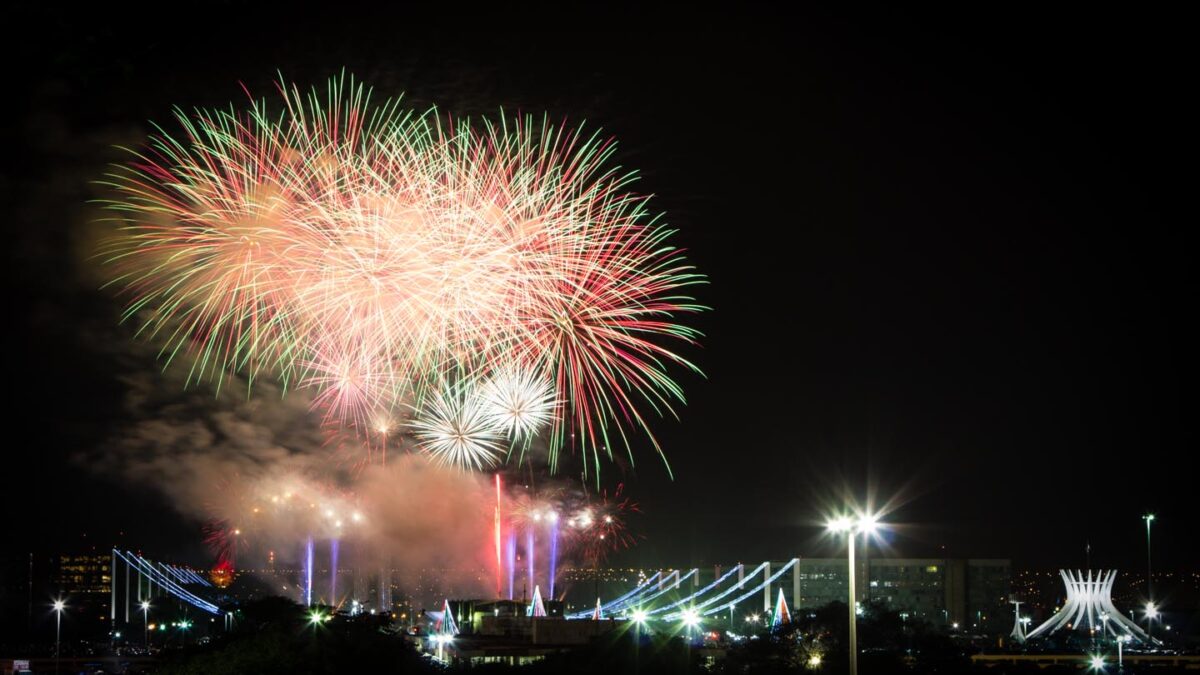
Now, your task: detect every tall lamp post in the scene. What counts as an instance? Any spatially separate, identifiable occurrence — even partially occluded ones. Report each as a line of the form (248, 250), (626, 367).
(632, 609), (646, 674)
(52, 599), (65, 675)
(141, 601), (151, 650)
(1142, 514), (1155, 596)
(1144, 602), (1159, 644)
(827, 512), (881, 675)
(1143, 513), (1155, 641)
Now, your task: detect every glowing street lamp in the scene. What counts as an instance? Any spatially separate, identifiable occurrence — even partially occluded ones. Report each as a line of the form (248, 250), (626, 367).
(1089, 654), (1106, 671)
(52, 599), (65, 675)
(141, 601), (151, 649)
(1137, 511), (1156, 638)
(827, 512), (882, 675)
(1142, 514), (1155, 597)
(1117, 634), (1130, 668)
(682, 609), (701, 640)
(434, 633), (453, 660)
(1142, 600), (1160, 650)
(1144, 602), (1159, 621)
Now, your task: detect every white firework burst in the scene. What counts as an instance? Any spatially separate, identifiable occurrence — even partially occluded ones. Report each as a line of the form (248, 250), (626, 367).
(410, 384), (504, 470)
(479, 369), (557, 440)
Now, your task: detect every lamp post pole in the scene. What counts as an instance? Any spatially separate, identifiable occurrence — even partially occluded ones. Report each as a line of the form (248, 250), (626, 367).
(847, 530), (858, 675)
(1143, 514), (1155, 642)
(827, 513), (879, 675)
(53, 599), (64, 675)
(142, 601), (150, 650)
(1143, 515), (1154, 597)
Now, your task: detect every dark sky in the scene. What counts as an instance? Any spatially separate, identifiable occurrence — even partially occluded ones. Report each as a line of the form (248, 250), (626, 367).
(6, 5), (1196, 572)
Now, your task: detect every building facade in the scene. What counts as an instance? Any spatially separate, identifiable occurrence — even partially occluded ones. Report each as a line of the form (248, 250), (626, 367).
(785, 558), (1010, 632)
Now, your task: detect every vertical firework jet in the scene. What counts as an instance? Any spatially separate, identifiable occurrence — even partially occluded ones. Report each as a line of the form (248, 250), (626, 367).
(549, 514), (560, 598)
(304, 536), (314, 607)
(494, 474), (503, 598)
(526, 529), (535, 601)
(505, 533), (517, 601)
(330, 539), (340, 604)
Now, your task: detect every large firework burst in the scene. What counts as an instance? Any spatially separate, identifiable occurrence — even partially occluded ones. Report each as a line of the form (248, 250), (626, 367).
(99, 73), (704, 475)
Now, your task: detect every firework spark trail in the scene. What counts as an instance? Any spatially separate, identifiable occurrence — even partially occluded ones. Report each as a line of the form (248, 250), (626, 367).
(99, 73), (704, 477)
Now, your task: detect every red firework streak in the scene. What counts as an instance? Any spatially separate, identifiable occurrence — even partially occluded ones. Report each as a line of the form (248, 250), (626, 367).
(495, 474), (503, 598)
(203, 520), (238, 569)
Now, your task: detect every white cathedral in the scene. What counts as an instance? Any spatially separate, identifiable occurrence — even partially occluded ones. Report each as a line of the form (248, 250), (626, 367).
(1011, 569), (1154, 644)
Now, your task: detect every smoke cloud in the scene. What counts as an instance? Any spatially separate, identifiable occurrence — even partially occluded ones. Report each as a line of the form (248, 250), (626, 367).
(78, 362), (496, 605)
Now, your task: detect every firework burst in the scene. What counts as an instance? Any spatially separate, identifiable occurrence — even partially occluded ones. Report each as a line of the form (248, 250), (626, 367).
(410, 382), (504, 470)
(479, 367), (557, 442)
(567, 485), (639, 565)
(99, 73), (704, 475)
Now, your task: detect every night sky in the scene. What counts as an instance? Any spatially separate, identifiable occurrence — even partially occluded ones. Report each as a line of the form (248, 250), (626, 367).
(7, 6), (1196, 572)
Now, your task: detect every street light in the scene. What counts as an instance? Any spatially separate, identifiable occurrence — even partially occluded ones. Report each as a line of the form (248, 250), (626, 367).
(141, 601), (151, 650)
(827, 512), (881, 675)
(433, 633), (453, 661)
(1142, 509), (1152, 638)
(1142, 514), (1155, 594)
(682, 609), (700, 640)
(52, 599), (65, 675)
(630, 608), (647, 665)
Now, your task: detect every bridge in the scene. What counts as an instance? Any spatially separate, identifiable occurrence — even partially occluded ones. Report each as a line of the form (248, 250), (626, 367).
(566, 559), (801, 620)
(106, 551), (810, 623)
(108, 549), (223, 624)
